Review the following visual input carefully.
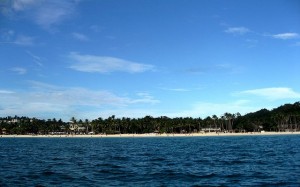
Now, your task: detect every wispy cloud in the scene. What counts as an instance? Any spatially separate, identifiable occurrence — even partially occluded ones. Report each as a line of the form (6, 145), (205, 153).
(225, 27), (250, 35)
(186, 64), (242, 75)
(237, 87), (300, 100)
(26, 50), (43, 66)
(68, 52), (154, 73)
(245, 39), (258, 48)
(0, 29), (14, 40)
(0, 29), (35, 46)
(0, 90), (15, 94)
(130, 92), (160, 104)
(272, 33), (299, 40)
(72, 32), (89, 42)
(90, 25), (103, 32)
(28, 80), (59, 90)
(11, 67), (27, 75)
(10, 0), (80, 29)
(12, 0), (37, 11)
(185, 67), (207, 74)
(162, 88), (190, 92)
(294, 42), (300, 46)
(14, 34), (34, 45)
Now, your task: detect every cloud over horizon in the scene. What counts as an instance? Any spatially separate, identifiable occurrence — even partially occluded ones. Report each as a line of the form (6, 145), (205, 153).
(0, 81), (159, 120)
(237, 87), (300, 100)
(162, 100), (258, 118)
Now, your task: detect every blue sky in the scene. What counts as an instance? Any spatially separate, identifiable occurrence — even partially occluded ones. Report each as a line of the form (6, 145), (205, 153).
(1, 0), (300, 121)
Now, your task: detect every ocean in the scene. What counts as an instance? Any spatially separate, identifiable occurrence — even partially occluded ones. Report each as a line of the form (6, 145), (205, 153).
(1, 135), (300, 186)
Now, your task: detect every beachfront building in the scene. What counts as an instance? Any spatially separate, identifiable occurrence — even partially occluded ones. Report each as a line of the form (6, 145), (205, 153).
(201, 128), (221, 133)
(7, 118), (20, 124)
(1, 128), (7, 135)
(69, 122), (86, 134)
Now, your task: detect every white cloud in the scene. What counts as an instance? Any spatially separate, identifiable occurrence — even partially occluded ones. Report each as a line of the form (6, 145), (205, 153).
(11, 0), (79, 29)
(0, 81), (159, 120)
(163, 100), (256, 118)
(272, 33), (299, 40)
(72, 32), (89, 41)
(38, 89), (127, 107)
(68, 52), (154, 73)
(11, 67), (27, 74)
(27, 81), (130, 107)
(237, 87), (300, 100)
(225, 27), (250, 35)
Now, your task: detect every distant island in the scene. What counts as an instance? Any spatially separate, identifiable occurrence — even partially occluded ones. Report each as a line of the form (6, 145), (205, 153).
(1, 102), (300, 136)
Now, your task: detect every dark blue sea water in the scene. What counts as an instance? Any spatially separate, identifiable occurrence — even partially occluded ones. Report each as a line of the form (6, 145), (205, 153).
(1, 135), (300, 186)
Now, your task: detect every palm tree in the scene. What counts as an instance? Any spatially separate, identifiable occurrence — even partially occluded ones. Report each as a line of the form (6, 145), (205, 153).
(224, 113), (234, 132)
(106, 115), (116, 134)
(204, 116), (212, 132)
(70, 117), (77, 124)
(219, 115), (225, 131)
(85, 119), (89, 134)
(212, 115), (218, 130)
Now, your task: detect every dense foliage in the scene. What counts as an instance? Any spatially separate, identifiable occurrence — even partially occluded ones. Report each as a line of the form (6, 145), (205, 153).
(1, 102), (300, 135)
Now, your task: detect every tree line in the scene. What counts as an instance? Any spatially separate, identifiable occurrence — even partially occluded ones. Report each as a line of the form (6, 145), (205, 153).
(1, 102), (300, 135)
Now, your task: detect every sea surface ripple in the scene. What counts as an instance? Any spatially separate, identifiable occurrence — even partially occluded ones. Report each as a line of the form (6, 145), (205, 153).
(1, 135), (300, 186)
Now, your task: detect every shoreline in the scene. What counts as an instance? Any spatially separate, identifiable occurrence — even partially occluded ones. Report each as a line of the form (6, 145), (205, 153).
(1, 131), (300, 138)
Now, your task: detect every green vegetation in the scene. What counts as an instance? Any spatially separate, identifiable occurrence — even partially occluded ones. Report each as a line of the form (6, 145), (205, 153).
(1, 102), (300, 135)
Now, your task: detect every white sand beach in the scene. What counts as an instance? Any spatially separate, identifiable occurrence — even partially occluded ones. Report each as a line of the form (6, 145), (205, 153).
(1, 131), (300, 138)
